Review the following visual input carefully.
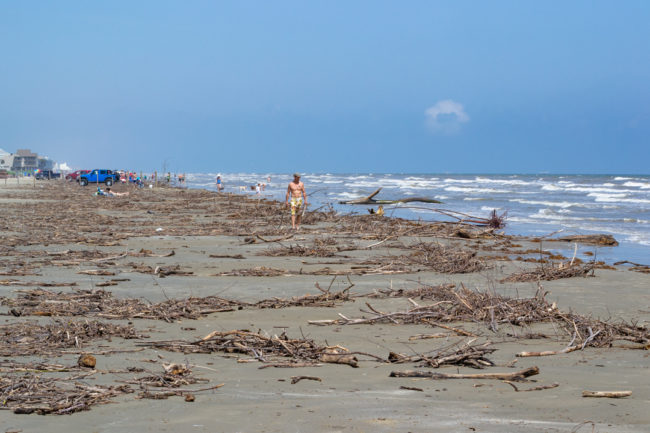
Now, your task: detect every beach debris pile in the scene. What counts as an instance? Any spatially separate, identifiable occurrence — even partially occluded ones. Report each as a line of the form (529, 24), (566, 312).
(387, 341), (496, 369)
(140, 330), (360, 368)
(400, 242), (485, 273)
(1, 284), (355, 321)
(501, 261), (595, 282)
(1, 289), (245, 321)
(0, 373), (130, 415)
(309, 284), (649, 349)
(0, 319), (142, 357)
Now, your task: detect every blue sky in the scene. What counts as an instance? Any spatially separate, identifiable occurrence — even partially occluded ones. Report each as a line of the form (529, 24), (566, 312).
(1, 1), (649, 173)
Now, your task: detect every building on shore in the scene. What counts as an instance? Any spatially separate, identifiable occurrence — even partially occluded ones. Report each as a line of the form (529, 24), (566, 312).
(0, 148), (55, 173)
(0, 148), (13, 171)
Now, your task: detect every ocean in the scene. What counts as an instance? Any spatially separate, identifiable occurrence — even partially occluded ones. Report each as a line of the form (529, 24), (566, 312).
(185, 173), (650, 264)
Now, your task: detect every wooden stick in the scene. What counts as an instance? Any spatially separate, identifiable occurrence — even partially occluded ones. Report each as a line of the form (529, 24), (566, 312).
(422, 320), (478, 337)
(291, 375), (322, 384)
(517, 346), (580, 357)
(408, 333), (449, 341)
(503, 381), (559, 392)
(399, 385), (424, 392)
(389, 366), (539, 381)
(582, 390), (632, 398)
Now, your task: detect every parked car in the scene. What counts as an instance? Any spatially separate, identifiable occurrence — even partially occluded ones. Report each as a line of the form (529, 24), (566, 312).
(78, 169), (121, 186)
(65, 169), (90, 181)
(35, 170), (61, 180)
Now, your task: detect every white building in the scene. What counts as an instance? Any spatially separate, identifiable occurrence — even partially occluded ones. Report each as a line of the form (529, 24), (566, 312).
(0, 148), (13, 171)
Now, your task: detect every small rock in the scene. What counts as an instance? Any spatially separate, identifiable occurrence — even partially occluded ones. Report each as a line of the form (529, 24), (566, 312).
(78, 354), (96, 368)
(184, 394), (195, 402)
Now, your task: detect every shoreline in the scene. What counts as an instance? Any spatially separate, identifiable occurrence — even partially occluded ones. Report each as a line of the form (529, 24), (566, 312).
(0, 180), (648, 432)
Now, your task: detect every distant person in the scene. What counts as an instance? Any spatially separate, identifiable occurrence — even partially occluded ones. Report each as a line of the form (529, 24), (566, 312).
(104, 187), (129, 197)
(216, 175), (223, 192)
(285, 173), (307, 230)
(255, 183), (261, 194)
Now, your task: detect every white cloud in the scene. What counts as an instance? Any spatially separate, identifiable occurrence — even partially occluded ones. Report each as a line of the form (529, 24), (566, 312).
(425, 99), (469, 133)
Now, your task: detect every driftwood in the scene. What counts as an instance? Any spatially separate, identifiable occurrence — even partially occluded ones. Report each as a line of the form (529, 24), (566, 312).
(339, 188), (442, 205)
(614, 260), (650, 274)
(388, 341), (495, 369)
(0, 286), (356, 321)
(291, 376), (322, 384)
(389, 366), (539, 381)
(0, 319), (142, 357)
(556, 234), (618, 246)
(503, 381), (559, 392)
(0, 374), (131, 415)
(139, 330), (365, 368)
(582, 390), (632, 398)
(501, 262), (594, 282)
(309, 285), (649, 349)
(516, 332), (592, 357)
(0, 280), (77, 287)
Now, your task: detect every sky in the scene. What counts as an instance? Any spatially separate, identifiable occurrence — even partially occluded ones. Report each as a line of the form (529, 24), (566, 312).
(1, 1), (649, 174)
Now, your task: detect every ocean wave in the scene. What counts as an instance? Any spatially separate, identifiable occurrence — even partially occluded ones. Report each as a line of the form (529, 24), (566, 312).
(443, 178), (475, 184)
(444, 186), (507, 194)
(529, 209), (599, 222)
(623, 181), (650, 189)
(614, 177), (632, 180)
(474, 177), (532, 186)
(626, 234), (650, 246)
(587, 192), (627, 200)
(590, 194), (650, 204)
(568, 187), (638, 194)
(510, 199), (585, 208)
(334, 192), (367, 200)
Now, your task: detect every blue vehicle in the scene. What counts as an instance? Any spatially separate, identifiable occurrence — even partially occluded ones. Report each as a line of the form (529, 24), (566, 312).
(79, 169), (120, 186)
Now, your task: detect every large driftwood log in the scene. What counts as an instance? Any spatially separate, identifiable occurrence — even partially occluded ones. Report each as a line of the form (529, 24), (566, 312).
(389, 366), (539, 380)
(339, 188), (442, 205)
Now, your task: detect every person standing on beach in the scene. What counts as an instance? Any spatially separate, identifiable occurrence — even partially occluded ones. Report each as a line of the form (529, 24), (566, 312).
(285, 173), (307, 230)
(216, 175), (223, 192)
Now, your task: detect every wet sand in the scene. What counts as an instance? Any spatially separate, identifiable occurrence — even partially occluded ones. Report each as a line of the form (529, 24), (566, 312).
(1, 180), (648, 432)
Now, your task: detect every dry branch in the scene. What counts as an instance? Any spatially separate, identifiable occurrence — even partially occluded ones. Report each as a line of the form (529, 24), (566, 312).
(390, 366), (539, 381)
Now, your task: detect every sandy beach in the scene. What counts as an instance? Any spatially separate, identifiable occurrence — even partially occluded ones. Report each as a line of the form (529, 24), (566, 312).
(1, 179), (648, 433)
